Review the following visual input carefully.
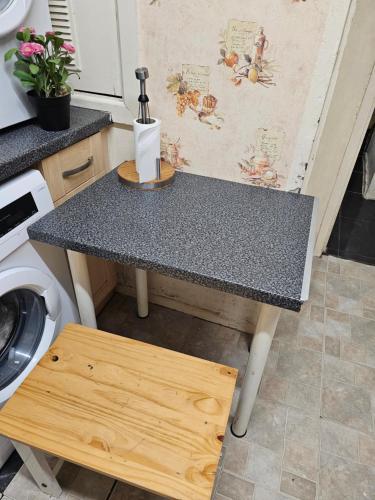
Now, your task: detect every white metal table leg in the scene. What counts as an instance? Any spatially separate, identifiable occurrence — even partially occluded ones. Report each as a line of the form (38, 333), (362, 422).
(232, 303), (281, 437)
(135, 268), (149, 318)
(67, 250), (97, 328)
(11, 441), (62, 497)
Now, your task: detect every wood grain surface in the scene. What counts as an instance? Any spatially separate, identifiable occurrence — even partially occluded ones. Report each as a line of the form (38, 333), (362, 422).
(117, 160), (175, 189)
(0, 324), (237, 499)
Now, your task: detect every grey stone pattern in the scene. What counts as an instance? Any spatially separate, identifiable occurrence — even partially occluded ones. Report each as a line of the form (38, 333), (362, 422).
(0, 107), (112, 183)
(28, 169), (315, 311)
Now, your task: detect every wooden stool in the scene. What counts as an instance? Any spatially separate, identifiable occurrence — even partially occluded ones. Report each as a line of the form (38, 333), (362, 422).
(0, 324), (237, 499)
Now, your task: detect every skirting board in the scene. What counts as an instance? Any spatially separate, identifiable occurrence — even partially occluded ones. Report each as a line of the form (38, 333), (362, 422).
(116, 265), (259, 334)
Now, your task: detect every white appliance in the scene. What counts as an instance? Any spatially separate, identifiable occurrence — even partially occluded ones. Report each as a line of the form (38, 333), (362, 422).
(0, 169), (79, 466)
(0, 0), (51, 129)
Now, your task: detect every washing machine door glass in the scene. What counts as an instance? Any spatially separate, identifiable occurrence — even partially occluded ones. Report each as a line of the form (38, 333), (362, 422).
(0, 0), (13, 15)
(0, 288), (45, 390)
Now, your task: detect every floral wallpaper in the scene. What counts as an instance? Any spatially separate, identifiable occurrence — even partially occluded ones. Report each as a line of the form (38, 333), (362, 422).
(138, 0), (330, 190)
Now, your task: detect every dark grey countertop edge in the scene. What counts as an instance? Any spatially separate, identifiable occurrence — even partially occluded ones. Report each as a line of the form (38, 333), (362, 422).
(0, 110), (112, 183)
(27, 226), (303, 311)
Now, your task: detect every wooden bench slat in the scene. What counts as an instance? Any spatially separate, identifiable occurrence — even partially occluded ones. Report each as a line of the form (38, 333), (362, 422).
(0, 324), (237, 499)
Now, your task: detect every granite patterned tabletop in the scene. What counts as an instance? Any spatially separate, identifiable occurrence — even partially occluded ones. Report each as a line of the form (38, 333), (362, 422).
(28, 170), (316, 311)
(0, 107), (111, 183)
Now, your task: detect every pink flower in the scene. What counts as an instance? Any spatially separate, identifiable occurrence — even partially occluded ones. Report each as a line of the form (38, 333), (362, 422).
(62, 42), (75, 54)
(19, 42), (45, 57)
(18, 26), (36, 34)
(46, 31), (55, 36)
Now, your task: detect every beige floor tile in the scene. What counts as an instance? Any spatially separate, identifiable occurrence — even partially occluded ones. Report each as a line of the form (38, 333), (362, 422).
(325, 308), (351, 324)
(259, 375), (288, 404)
(350, 315), (375, 347)
(308, 278), (326, 307)
(222, 432), (249, 477)
(246, 442), (282, 490)
(310, 305), (325, 323)
(212, 493), (231, 500)
(61, 468), (115, 500)
(285, 408), (320, 450)
(323, 355), (356, 384)
(359, 433), (375, 467)
(340, 259), (375, 282)
(320, 419), (358, 460)
(280, 471), (316, 500)
(246, 398), (287, 454)
(322, 379), (373, 433)
(361, 280), (375, 310)
(277, 346), (322, 388)
(283, 440), (318, 481)
(109, 481), (163, 499)
(324, 336), (340, 357)
(340, 339), (367, 364)
(313, 256), (328, 273)
(285, 380), (321, 416)
(253, 485), (290, 500)
(216, 471), (255, 500)
(274, 312), (299, 344)
(297, 318), (324, 352)
(326, 274), (362, 302)
(363, 307), (375, 320)
(327, 256), (340, 274)
(319, 451), (375, 500)
(324, 313), (351, 340)
(355, 364), (375, 388)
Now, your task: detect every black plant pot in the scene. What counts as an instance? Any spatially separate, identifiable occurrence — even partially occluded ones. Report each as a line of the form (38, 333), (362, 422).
(28, 91), (71, 131)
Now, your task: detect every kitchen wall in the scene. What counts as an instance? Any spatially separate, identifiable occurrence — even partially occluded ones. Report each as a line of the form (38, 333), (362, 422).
(137, 0), (336, 191)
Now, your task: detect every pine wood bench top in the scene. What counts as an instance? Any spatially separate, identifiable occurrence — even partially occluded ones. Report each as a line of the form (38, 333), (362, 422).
(0, 324), (237, 499)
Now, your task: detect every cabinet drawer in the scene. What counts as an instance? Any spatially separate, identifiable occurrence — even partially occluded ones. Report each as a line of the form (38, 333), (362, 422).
(40, 132), (107, 203)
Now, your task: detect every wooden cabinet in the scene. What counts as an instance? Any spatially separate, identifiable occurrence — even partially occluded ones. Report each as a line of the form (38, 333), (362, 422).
(39, 130), (116, 313)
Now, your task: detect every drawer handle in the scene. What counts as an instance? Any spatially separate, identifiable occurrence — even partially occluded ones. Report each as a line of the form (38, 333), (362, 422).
(62, 156), (93, 178)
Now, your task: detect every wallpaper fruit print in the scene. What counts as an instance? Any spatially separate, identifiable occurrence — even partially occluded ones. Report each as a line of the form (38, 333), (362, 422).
(139, 0), (329, 188)
(218, 21), (276, 88)
(161, 134), (190, 170)
(166, 65), (223, 129)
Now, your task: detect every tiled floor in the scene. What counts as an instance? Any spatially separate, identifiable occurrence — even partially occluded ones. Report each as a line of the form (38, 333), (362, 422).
(3, 255), (375, 499)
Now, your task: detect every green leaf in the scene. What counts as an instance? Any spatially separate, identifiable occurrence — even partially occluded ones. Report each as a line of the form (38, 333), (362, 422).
(13, 70), (35, 82)
(29, 64), (39, 75)
(23, 28), (31, 42)
(48, 58), (61, 64)
(14, 60), (29, 72)
(4, 47), (17, 61)
(20, 80), (34, 88)
(54, 37), (64, 49)
(34, 35), (45, 44)
(16, 32), (24, 41)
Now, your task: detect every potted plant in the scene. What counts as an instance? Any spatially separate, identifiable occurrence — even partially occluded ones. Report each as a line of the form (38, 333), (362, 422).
(4, 27), (80, 131)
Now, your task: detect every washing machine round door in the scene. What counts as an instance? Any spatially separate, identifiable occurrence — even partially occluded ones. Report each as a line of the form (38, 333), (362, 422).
(0, 0), (32, 37)
(0, 267), (60, 398)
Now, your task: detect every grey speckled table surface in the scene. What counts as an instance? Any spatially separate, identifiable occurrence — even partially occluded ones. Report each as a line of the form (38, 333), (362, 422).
(28, 169), (316, 311)
(0, 107), (111, 183)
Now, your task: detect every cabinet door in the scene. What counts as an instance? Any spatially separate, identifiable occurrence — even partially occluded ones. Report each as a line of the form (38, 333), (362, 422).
(39, 131), (117, 313)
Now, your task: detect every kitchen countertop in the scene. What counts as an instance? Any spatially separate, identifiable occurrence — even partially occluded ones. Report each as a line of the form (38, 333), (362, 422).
(0, 107), (112, 183)
(28, 169), (316, 311)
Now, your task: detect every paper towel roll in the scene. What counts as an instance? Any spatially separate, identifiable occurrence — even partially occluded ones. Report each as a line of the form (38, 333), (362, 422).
(133, 118), (161, 183)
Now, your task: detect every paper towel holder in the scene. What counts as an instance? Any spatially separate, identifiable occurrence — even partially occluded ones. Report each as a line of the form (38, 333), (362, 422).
(117, 66), (175, 189)
(117, 159), (175, 190)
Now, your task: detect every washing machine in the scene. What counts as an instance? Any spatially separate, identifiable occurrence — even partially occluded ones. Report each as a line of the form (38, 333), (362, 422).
(0, 169), (79, 465)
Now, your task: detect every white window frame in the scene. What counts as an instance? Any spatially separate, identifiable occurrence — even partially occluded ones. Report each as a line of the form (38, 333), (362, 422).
(71, 0), (138, 125)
